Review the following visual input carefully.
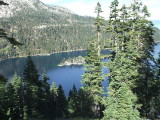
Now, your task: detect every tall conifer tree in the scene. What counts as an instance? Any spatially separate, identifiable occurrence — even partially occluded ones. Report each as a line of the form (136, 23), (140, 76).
(103, 52), (141, 120)
(49, 82), (58, 119)
(127, 0), (155, 117)
(68, 84), (78, 117)
(148, 53), (160, 118)
(39, 72), (51, 119)
(103, 0), (146, 119)
(23, 56), (41, 118)
(94, 2), (104, 56)
(11, 74), (23, 119)
(81, 2), (104, 118)
(103, 0), (155, 119)
(56, 85), (68, 118)
(0, 74), (8, 119)
(81, 38), (104, 117)
(76, 88), (94, 118)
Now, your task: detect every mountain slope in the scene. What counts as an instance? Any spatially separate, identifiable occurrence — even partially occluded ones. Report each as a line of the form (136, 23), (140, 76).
(0, 0), (159, 60)
(0, 0), (97, 59)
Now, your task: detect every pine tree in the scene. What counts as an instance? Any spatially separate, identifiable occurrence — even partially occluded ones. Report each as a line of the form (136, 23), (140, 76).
(6, 81), (15, 120)
(103, 52), (141, 120)
(103, 0), (156, 118)
(50, 82), (58, 100)
(156, 54), (160, 115)
(103, 0), (143, 119)
(49, 82), (58, 119)
(23, 56), (39, 86)
(68, 84), (78, 117)
(127, 0), (155, 118)
(38, 72), (51, 119)
(56, 85), (68, 118)
(81, 3), (104, 118)
(76, 88), (94, 118)
(81, 38), (104, 118)
(103, 83), (140, 120)
(9, 74), (23, 120)
(23, 56), (41, 118)
(94, 2), (104, 56)
(107, 0), (120, 52)
(150, 53), (160, 117)
(0, 74), (8, 119)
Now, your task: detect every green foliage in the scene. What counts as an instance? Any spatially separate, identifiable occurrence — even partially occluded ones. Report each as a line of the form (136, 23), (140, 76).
(23, 106), (28, 120)
(94, 2), (104, 56)
(0, 0), (108, 60)
(68, 85), (97, 118)
(103, 0), (159, 118)
(0, 74), (8, 119)
(127, 1), (155, 118)
(23, 56), (41, 118)
(23, 56), (39, 85)
(0, 57), (69, 119)
(0, 0), (159, 120)
(82, 39), (104, 98)
(0, 2), (24, 47)
(102, 0), (157, 119)
(94, 2), (104, 32)
(103, 82), (140, 120)
(81, 3), (105, 118)
(81, 39), (104, 118)
(148, 54), (160, 118)
(103, 52), (141, 120)
(6, 74), (23, 120)
(0, 56), (89, 119)
(0, 74), (24, 120)
(68, 84), (78, 117)
(38, 72), (52, 119)
(0, 0), (159, 60)
(0, 4), (94, 59)
(75, 88), (95, 118)
(48, 82), (58, 119)
(56, 85), (68, 118)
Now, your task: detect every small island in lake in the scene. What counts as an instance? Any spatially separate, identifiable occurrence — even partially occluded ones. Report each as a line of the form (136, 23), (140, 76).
(58, 56), (85, 66)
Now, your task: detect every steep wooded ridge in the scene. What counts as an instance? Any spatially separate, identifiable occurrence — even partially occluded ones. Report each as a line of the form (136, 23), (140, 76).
(0, 0), (96, 59)
(0, 0), (159, 60)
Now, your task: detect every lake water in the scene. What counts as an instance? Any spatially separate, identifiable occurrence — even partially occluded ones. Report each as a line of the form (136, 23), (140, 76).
(0, 50), (109, 95)
(0, 43), (159, 95)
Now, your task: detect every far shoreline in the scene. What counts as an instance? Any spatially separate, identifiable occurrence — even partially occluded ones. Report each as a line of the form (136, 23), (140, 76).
(0, 41), (159, 61)
(0, 49), (86, 62)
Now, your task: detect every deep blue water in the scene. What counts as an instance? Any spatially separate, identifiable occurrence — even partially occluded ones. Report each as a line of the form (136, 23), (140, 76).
(0, 50), (109, 95)
(0, 43), (159, 95)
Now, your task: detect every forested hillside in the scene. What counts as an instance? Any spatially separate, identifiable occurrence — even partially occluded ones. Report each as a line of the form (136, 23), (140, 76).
(0, 0), (159, 60)
(0, 0), (97, 59)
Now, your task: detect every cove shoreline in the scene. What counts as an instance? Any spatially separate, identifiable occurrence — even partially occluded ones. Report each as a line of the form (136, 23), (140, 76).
(0, 41), (159, 62)
(0, 49), (86, 62)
